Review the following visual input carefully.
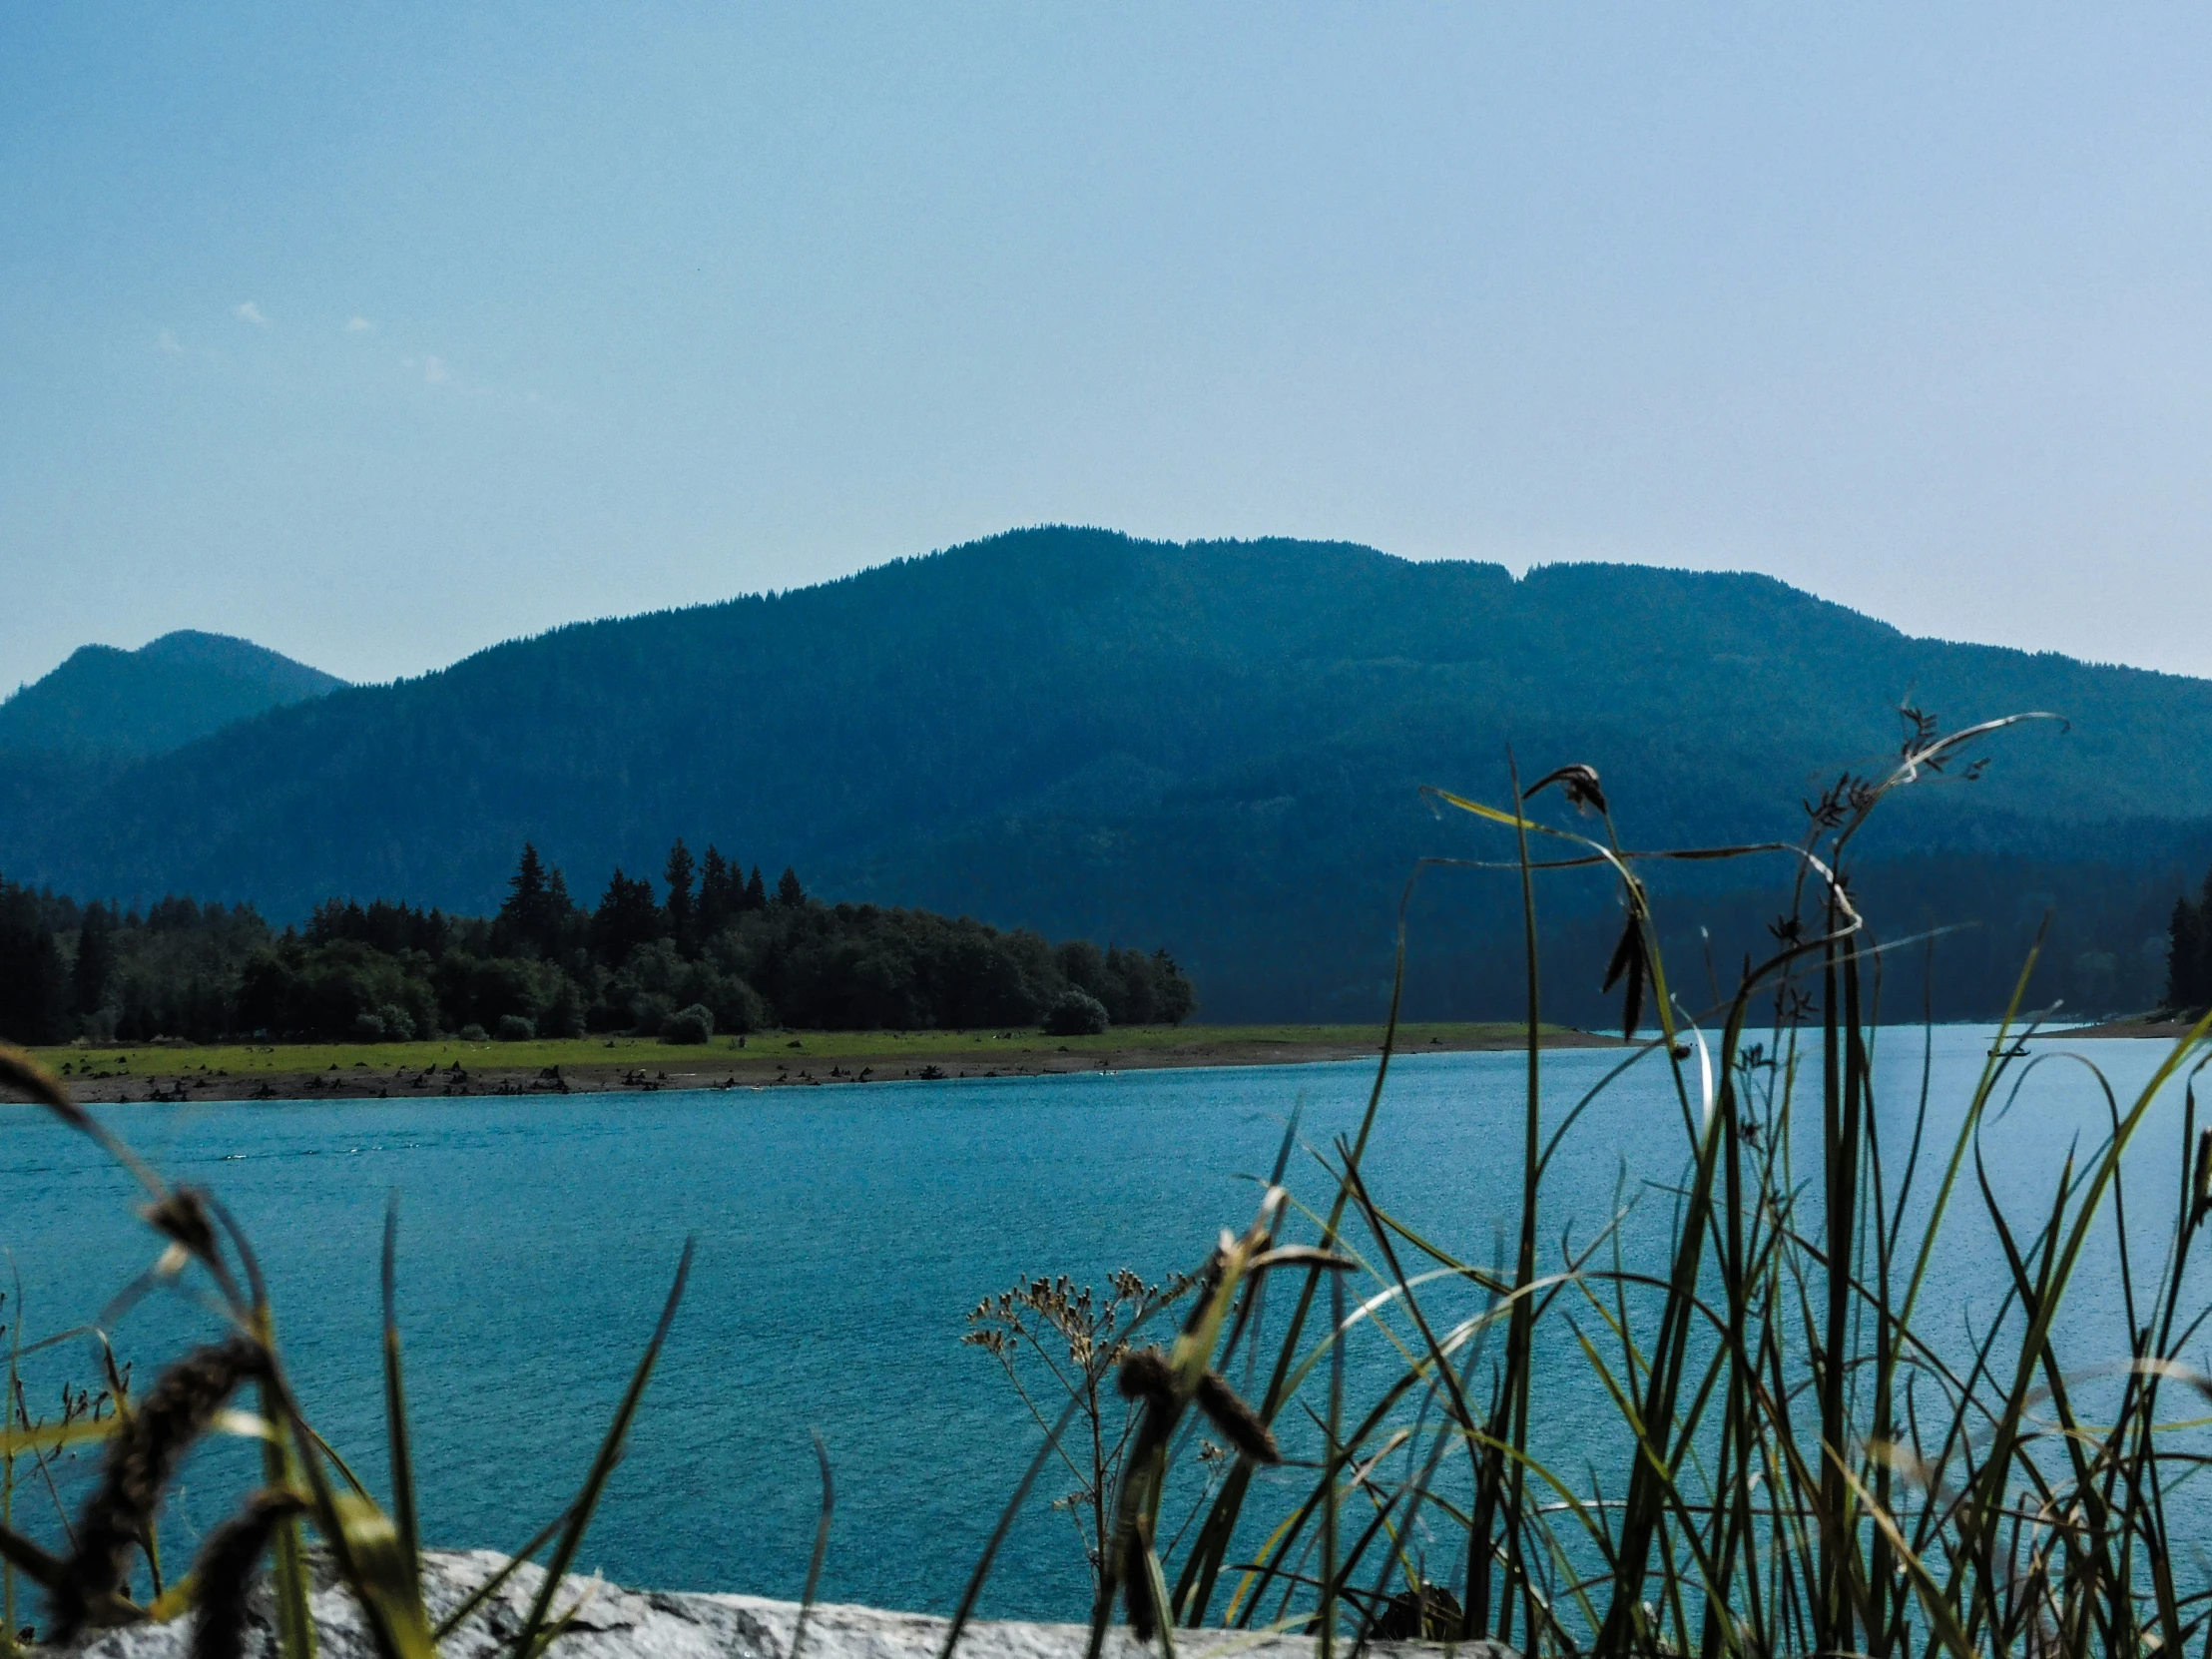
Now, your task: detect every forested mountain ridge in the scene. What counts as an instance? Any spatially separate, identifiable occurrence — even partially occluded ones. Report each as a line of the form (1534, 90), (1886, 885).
(4, 528), (2209, 1023)
(0, 630), (342, 759)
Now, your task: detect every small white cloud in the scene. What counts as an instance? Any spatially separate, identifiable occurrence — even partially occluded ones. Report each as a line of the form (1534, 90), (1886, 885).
(157, 329), (183, 355)
(234, 300), (269, 326)
(422, 354), (449, 384)
(344, 315), (372, 332)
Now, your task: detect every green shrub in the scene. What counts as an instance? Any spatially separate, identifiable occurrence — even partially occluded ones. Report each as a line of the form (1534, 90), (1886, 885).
(1042, 987), (1108, 1036)
(660, 1003), (714, 1045)
(626, 990), (675, 1037)
(494, 1013), (534, 1041)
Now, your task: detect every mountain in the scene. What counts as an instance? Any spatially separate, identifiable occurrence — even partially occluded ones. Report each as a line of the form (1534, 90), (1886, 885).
(2, 529), (2207, 1022)
(0, 630), (343, 760)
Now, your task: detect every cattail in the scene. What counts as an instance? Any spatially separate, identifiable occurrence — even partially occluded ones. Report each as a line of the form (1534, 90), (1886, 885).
(141, 1186), (220, 1264)
(190, 1489), (303, 1659)
(1194, 1371), (1279, 1464)
(50, 1337), (266, 1640)
(1602, 915), (1646, 1042)
(2193, 1126), (2212, 1226)
(1117, 1347), (1175, 1407)
(1119, 1535), (1157, 1639)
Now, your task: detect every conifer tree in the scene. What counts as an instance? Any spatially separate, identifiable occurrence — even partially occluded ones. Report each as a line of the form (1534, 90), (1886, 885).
(744, 865), (768, 910)
(73, 899), (115, 1017)
(699, 845), (738, 936)
(2168, 873), (2212, 1013)
(499, 844), (561, 954)
(0, 880), (68, 1044)
(2200, 866), (2212, 1002)
(508, 843), (548, 913)
(665, 838), (697, 950)
(776, 866), (806, 909)
(591, 868), (663, 966)
(545, 869), (574, 938)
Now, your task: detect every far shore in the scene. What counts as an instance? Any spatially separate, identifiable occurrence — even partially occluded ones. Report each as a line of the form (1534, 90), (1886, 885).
(2031, 1015), (2210, 1042)
(20, 1021), (1624, 1104)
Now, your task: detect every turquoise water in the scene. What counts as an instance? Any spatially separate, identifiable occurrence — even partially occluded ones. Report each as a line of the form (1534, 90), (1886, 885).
(0, 1028), (2196, 1620)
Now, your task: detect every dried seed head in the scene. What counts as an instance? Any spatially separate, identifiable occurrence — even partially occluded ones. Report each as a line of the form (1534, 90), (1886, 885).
(1899, 705), (1941, 757)
(50, 1337), (267, 1640)
(1522, 764), (1607, 816)
(1117, 1347), (1175, 1407)
(1600, 915), (1647, 1042)
(140, 1187), (220, 1266)
(1194, 1370), (1279, 1464)
(191, 1489), (304, 1659)
(1803, 775), (1851, 831)
(2193, 1127), (2212, 1225)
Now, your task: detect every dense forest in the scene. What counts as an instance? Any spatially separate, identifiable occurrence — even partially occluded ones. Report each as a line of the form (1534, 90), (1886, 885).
(0, 841), (1194, 1046)
(9, 529), (2212, 1022)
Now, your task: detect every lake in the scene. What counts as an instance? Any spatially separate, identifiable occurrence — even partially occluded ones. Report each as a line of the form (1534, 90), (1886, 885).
(0, 1026), (2196, 1620)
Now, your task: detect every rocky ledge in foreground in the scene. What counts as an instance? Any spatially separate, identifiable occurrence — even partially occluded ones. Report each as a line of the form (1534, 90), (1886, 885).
(53, 1549), (1517, 1659)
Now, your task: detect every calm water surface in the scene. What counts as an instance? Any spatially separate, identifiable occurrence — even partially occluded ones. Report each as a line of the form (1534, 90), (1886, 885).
(0, 1027), (2195, 1618)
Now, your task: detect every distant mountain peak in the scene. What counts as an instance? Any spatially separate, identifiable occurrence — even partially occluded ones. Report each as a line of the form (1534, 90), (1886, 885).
(0, 631), (344, 760)
(136, 628), (307, 666)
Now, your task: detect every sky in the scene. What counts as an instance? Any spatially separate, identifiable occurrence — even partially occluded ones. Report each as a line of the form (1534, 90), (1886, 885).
(6, 4), (2212, 689)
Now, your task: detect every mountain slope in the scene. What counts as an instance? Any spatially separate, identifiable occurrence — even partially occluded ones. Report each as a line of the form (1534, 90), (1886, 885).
(3, 529), (2208, 1019)
(0, 630), (343, 759)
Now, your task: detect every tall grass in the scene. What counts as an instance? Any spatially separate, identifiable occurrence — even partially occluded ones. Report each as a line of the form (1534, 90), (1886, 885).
(8, 709), (2212, 1659)
(952, 711), (2212, 1656)
(0, 1041), (695, 1659)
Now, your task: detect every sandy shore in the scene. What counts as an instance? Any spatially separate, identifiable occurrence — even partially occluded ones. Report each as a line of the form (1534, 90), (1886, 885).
(39, 1026), (1625, 1104)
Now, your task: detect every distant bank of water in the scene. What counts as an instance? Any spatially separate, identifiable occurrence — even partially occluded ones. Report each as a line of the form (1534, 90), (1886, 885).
(0, 1028), (2189, 1619)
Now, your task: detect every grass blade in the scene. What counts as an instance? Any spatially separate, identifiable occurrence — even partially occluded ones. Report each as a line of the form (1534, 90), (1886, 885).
(512, 1236), (694, 1659)
(431, 1505), (576, 1643)
(791, 1431), (833, 1659)
(382, 1194), (419, 1589)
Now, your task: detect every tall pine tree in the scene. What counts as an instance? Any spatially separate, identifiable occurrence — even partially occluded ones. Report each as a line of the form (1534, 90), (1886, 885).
(698, 845), (738, 937)
(665, 838), (697, 951)
(0, 880), (68, 1044)
(2168, 866), (2212, 1012)
(499, 844), (570, 959)
(73, 900), (114, 1017)
(592, 868), (663, 965)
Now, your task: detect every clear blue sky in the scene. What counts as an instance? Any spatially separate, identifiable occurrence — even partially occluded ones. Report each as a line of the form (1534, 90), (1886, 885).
(6, 4), (2211, 687)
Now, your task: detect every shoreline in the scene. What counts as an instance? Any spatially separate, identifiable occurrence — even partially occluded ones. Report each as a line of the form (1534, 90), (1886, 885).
(2030, 1015), (2208, 1042)
(25, 1022), (1625, 1104)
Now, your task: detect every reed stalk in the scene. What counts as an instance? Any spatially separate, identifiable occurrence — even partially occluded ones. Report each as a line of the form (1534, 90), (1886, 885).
(977, 711), (2212, 1657)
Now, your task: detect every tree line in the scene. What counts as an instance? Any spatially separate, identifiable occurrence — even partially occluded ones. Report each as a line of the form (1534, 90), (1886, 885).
(0, 840), (1195, 1044)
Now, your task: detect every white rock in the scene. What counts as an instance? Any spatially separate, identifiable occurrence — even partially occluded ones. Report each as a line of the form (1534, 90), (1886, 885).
(47, 1550), (1515, 1659)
